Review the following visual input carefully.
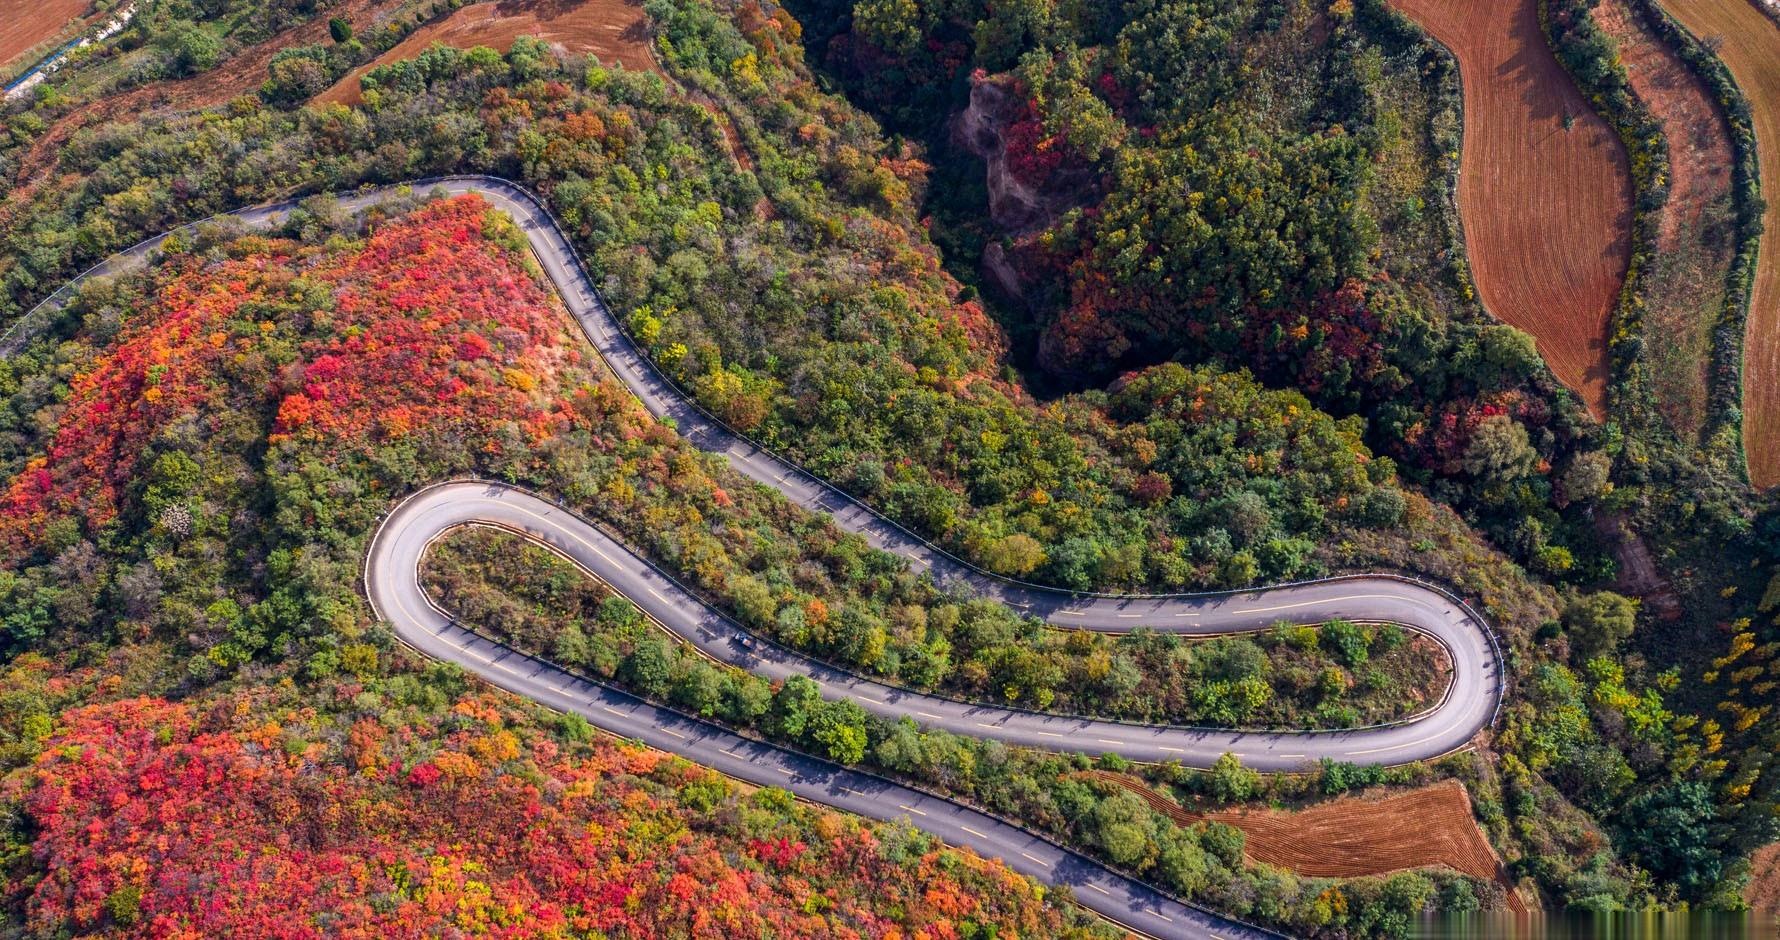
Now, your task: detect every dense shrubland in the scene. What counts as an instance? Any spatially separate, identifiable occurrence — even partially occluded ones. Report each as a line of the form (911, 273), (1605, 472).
(421, 523), (1493, 936)
(1, 671), (1107, 938)
(0, 183), (1467, 938)
(426, 526), (1450, 731)
(0, 0), (1755, 922)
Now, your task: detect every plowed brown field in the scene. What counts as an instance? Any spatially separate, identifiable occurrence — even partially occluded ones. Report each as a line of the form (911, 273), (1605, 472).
(313, 0), (654, 106)
(1083, 771), (1526, 912)
(1389, 0), (1633, 420)
(1659, 0), (1780, 486)
(0, 0), (93, 71)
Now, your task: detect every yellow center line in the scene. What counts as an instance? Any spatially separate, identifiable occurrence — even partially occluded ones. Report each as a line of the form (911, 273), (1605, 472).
(1021, 853), (1050, 867)
(961, 825), (987, 838)
(898, 804), (927, 817)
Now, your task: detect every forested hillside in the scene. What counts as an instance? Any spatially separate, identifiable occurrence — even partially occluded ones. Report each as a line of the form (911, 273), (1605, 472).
(0, 0), (1772, 928)
(0, 193), (1123, 938)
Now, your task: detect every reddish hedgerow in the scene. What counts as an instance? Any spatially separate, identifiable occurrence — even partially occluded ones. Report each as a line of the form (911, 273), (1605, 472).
(270, 195), (584, 447)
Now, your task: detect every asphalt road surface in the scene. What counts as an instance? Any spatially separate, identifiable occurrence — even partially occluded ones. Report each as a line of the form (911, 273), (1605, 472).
(15, 176), (1510, 939)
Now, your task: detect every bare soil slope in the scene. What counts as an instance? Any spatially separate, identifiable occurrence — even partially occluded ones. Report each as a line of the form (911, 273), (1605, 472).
(0, 0), (94, 72)
(1659, 0), (1780, 485)
(314, 0), (654, 106)
(1389, 0), (1634, 420)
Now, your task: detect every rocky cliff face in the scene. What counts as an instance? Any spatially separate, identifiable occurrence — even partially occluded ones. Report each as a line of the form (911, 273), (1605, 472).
(951, 77), (1081, 235)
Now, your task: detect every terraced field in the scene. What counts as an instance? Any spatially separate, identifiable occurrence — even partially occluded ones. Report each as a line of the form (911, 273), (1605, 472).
(1390, 0), (1634, 419)
(1659, 0), (1780, 485)
(1596, 0), (1735, 441)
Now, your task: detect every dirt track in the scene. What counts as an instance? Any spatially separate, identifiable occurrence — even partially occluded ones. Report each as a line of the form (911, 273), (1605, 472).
(0, 0), (93, 71)
(1389, 0), (1633, 420)
(314, 0), (654, 106)
(1659, 0), (1780, 486)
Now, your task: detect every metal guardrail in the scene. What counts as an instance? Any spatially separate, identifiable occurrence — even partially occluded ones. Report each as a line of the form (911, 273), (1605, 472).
(22, 174), (1503, 940)
(417, 174), (1513, 732)
(364, 475), (1295, 940)
(6, 173), (1511, 732)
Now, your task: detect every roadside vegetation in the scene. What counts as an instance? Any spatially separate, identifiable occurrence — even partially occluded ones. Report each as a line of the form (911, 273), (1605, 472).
(0, 0), (1767, 926)
(1, 663), (1107, 938)
(418, 524), (1494, 934)
(425, 526), (1452, 731)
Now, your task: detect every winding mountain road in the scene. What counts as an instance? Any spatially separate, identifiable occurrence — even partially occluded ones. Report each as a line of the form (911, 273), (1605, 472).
(13, 176), (1511, 939)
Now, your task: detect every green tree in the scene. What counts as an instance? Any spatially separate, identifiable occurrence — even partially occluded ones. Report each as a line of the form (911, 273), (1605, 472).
(1618, 782), (1722, 899)
(1461, 414), (1538, 484)
(156, 21), (224, 75)
(767, 675), (823, 740)
(972, 0), (1053, 71)
(1562, 591), (1638, 661)
(1087, 790), (1152, 866)
(807, 699), (869, 763)
(1320, 619), (1370, 669)
(620, 635), (675, 698)
(854, 0), (925, 56)
(982, 533), (1046, 577)
(1206, 752), (1259, 804)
